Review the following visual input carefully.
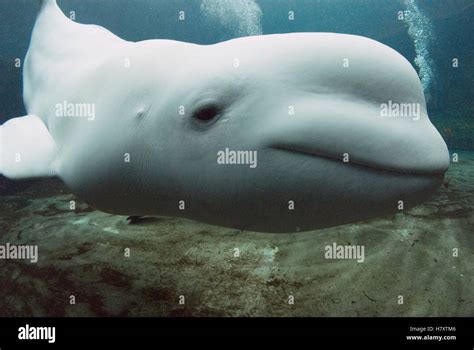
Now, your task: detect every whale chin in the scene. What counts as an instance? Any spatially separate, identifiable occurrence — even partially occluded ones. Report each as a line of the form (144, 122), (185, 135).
(171, 148), (445, 234)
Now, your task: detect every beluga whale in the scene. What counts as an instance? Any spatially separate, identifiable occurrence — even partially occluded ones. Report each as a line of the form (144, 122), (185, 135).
(0, 0), (449, 233)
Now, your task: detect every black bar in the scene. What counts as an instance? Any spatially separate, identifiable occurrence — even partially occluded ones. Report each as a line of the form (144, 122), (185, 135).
(0, 317), (472, 346)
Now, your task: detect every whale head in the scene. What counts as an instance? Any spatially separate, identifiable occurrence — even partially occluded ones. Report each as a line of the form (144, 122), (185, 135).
(126, 33), (448, 232)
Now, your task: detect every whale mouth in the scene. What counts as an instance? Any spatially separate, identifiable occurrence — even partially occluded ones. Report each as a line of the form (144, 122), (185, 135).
(271, 144), (447, 177)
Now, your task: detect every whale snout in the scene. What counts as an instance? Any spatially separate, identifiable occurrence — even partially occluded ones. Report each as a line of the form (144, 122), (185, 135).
(267, 96), (450, 177)
(240, 33), (450, 177)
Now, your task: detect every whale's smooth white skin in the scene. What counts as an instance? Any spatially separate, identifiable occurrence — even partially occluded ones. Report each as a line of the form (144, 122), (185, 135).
(0, 0), (449, 232)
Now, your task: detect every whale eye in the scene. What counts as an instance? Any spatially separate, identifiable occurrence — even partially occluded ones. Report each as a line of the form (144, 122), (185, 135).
(193, 104), (221, 122)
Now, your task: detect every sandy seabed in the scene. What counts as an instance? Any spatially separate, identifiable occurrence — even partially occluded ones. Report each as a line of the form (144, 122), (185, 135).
(0, 151), (472, 317)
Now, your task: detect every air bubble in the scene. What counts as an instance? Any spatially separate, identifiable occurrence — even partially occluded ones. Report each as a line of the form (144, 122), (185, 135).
(200, 0), (263, 37)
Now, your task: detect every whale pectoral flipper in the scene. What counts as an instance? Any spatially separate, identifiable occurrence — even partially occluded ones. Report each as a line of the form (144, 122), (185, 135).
(0, 115), (58, 179)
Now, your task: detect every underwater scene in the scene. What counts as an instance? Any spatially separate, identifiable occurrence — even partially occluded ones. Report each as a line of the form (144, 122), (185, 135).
(0, 0), (472, 318)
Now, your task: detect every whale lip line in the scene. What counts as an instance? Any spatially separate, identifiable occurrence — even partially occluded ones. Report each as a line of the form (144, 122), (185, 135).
(271, 144), (446, 177)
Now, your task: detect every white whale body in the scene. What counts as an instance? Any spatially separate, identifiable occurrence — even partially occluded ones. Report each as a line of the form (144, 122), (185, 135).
(0, 0), (449, 232)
